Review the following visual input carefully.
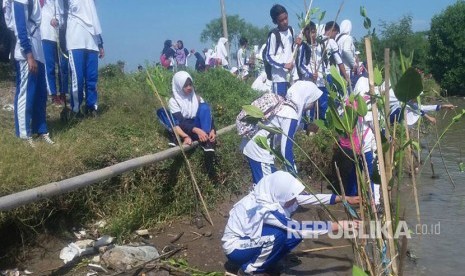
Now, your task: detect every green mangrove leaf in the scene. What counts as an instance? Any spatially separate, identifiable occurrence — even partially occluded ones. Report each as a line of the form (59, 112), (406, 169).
(352, 264), (369, 276)
(360, 6), (367, 18)
(318, 11), (326, 22)
(329, 107), (345, 132)
(313, 119), (327, 130)
(254, 135), (271, 151)
(394, 67), (423, 103)
(374, 67), (383, 86)
(363, 17), (371, 29)
(257, 122), (282, 134)
(459, 162), (464, 173)
(452, 109), (465, 122)
(341, 106), (358, 132)
(329, 65), (347, 96)
(356, 95), (368, 116)
(242, 105), (264, 119)
(411, 141), (420, 152)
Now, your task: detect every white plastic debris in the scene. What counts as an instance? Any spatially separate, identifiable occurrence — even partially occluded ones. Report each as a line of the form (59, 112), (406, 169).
(94, 235), (115, 248)
(59, 240), (97, 264)
(135, 229), (149, 236)
(88, 264), (108, 273)
(101, 245), (159, 271)
(73, 229), (87, 239)
(2, 104), (14, 111)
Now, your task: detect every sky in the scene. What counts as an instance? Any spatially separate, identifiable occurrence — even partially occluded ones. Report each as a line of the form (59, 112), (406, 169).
(95, 0), (458, 72)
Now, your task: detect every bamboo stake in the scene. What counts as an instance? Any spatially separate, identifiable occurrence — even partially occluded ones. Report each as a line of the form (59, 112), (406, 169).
(384, 49), (394, 188)
(295, 244), (351, 254)
(365, 37), (398, 275)
(146, 70), (214, 226)
(403, 112), (421, 226)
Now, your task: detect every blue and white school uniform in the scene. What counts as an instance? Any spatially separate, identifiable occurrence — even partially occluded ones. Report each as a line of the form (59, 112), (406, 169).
(40, 0), (68, 97)
(12, 0), (48, 139)
(336, 20), (356, 80)
(266, 27), (294, 97)
(60, 0), (102, 113)
(168, 71), (213, 139)
(222, 171), (331, 274)
(242, 81), (322, 184)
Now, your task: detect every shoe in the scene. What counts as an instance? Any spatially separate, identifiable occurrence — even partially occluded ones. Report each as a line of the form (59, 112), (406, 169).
(85, 107), (98, 118)
(201, 141), (215, 152)
(26, 137), (35, 148)
(71, 112), (85, 120)
(41, 133), (55, 144)
(168, 132), (177, 147)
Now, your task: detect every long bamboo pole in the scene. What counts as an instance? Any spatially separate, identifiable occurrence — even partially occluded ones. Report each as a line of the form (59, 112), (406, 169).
(365, 37), (398, 274)
(0, 125), (236, 211)
(384, 49), (394, 186)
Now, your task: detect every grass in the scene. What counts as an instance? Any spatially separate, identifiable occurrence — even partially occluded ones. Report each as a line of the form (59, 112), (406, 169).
(0, 66), (259, 261)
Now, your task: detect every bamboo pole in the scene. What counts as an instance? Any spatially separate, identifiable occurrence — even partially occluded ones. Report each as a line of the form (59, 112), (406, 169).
(383, 49), (394, 187)
(403, 114), (421, 226)
(0, 125), (236, 211)
(365, 37), (398, 275)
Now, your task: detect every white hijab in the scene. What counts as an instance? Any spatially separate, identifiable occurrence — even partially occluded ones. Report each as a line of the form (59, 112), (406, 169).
(168, 71), (199, 119)
(229, 171), (305, 240)
(215, 37), (228, 64)
(339, 19), (352, 36)
(277, 80), (323, 123)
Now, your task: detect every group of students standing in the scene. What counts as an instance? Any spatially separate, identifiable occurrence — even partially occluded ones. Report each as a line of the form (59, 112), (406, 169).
(2, 0), (104, 147)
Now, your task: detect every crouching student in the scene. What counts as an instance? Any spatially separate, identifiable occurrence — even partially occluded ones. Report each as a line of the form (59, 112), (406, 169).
(168, 71), (216, 152)
(222, 171), (359, 275)
(242, 80), (322, 183)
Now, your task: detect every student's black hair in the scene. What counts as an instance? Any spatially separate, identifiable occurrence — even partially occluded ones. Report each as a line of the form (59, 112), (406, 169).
(177, 40), (184, 48)
(325, 21), (340, 32)
(270, 4), (287, 24)
(304, 21), (317, 33)
(164, 40), (172, 49)
(239, 37), (248, 47)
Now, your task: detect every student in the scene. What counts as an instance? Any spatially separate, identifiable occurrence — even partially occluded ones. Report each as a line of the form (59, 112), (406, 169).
(12, 0), (54, 146)
(265, 4), (295, 97)
(175, 40), (189, 70)
(215, 37), (229, 69)
(323, 21), (350, 83)
(40, 0), (68, 106)
(168, 71), (216, 152)
(297, 21), (329, 121)
(190, 49), (206, 72)
(222, 171), (359, 275)
(241, 80), (322, 183)
(160, 39), (176, 70)
(55, 0), (104, 117)
(237, 37), (249, 79)
(336, 19), (357, 82)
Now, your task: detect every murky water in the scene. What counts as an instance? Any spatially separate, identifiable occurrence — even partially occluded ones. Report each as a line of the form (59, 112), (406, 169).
(403, 98), (465, 275)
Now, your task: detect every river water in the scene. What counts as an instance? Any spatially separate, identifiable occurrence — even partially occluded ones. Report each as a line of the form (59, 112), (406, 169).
(403, 98), (465, 275)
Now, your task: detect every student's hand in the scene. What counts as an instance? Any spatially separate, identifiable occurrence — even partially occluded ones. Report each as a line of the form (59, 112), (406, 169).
(440, 104), (456, 110)
(183, 136), (192, 145)
(193, 128), (208, 142)
(284, 62), (294, 70)
(312, 72), (318, 82)
(295, 36), (303, 45)
(26, 53), (37, 74)
(208, 130), (216, 142)
(50, 18), (59, 28)
(99, 48), (105, 59)
(425, 114), (437, 124)
(332, 220), (361, 231)
(346, 196), (360, 205)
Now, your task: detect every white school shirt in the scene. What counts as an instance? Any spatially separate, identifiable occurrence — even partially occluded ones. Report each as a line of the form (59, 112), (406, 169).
(322, 37), (343, 74)
(63, 0), (102, 51)
(301, 42), (325, 87)
(267, 28), (294, 83)
(39, 0), (56, 42)
(13, 0), (45, 63)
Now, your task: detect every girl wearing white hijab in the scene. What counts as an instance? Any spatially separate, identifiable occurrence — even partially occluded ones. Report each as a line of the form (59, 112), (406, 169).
(222, 171), (358, 275)
(215, 37), (229, 68)
(336, 19), (357, 80)
(242, 80), (322, 183)
(168, 71), (216, 151)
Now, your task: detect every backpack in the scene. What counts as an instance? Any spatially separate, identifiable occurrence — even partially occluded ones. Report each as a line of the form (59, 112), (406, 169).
(236, 92), (293, 138)
(262, 26), (294, 81)
(160, 53), (170, 68)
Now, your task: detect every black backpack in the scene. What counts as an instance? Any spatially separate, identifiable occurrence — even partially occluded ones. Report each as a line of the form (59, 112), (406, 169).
(262, 26), (294, 81)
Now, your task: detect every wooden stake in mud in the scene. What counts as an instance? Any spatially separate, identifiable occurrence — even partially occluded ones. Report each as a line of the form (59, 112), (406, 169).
(365, 37), (398, 274)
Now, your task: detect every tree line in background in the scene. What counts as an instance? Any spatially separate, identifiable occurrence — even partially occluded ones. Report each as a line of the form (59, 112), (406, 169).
(0, 1), (464, 95)
(200, 1), (465, 96)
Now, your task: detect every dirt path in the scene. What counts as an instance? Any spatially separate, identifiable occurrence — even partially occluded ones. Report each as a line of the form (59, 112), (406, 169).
(8, 190), (354, 276)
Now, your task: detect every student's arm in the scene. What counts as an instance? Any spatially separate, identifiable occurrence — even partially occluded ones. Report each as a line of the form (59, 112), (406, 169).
(14, 1), (37, 74)
(266, 33), (286, 70)
(98, 35), (104, 58)
(329, 40), (349, 81)
(298, 44), (314, 80)
(297, 193), (360, 205)
(279, 118), (298, 174)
